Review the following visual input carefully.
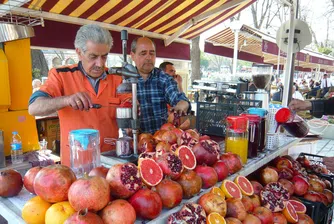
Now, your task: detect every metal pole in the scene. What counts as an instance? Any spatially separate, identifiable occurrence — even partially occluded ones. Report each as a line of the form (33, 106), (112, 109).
(131, 83), (138, 155)
(282, 0), (297, 107)
(232, 29), (239, 76)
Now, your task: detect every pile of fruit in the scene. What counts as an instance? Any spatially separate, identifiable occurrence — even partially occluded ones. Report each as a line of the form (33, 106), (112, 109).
(0, 123), (245, 224)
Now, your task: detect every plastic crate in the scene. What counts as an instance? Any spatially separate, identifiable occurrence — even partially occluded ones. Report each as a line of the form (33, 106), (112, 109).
(299, 152), (334, 192)
(298, 197), (332, 224)
(196, 100), (262, 137)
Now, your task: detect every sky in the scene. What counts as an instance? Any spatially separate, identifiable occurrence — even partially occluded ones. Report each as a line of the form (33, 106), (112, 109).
(201, 0), (332, 45)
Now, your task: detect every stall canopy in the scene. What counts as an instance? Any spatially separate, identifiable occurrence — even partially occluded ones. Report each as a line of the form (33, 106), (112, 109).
(0, 0), (256, 60)
(204, 24), (334, 72)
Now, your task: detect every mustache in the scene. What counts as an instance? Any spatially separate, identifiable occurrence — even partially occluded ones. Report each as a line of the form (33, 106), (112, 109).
(92, 66), (103, 71)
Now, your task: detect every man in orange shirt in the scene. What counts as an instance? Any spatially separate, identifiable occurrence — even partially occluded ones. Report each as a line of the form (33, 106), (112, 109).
(28, 24), (129, 166)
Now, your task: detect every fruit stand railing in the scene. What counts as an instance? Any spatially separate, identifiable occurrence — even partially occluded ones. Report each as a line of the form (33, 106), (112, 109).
(0, 136), (300, 223)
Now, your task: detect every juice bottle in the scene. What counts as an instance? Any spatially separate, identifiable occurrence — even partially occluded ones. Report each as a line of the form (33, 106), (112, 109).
(225, 116), (249, 164)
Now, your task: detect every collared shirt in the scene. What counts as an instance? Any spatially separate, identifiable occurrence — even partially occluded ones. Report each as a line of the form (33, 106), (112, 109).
(78, 62), (107, 94)
(29, 61), (106, 104)
(137, 68), (190, 134)
(321, 78), (332, 89)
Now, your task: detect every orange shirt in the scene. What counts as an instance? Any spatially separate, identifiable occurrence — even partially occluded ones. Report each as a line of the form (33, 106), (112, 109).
(39, 64), (130, 166)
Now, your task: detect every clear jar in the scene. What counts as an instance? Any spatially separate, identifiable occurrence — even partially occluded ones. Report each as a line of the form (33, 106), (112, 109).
(247, 108), (268, 152)
(69, 129), (101, 177)
(225, 116), (249, 164)
(241, 114), (261, 158)
(275, 108), (309, 138)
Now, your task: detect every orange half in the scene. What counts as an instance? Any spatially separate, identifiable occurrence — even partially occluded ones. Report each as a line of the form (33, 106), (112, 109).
(210, 187), (225, 199)
(206, 212), (226, 224)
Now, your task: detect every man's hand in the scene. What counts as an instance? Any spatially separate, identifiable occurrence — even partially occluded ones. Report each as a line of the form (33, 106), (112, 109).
(172, 100), (189, 116)
(174, 75), (182, 85)
(289, 99), (312, 112)
(66, 92), (93, 111)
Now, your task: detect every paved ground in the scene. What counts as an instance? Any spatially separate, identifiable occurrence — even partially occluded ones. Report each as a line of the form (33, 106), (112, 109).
(316, 138), (334, 157)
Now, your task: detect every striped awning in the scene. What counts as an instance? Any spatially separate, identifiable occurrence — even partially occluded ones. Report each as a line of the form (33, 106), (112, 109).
(0, 0), (256, 46)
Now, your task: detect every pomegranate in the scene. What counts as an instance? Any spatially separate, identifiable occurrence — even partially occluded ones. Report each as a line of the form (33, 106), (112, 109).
(226, 198), (247, 221)
(65, 209), (104, 224)
(167, 203), (206, 224)
(220, 152), (243, 174)
(276, 157), (293, 170)
(170, 143), (178, 152)
(68, 175), (110, 212)
(297, 213), (315, 224)
(278, 168), (294, 180)
(160, 123), (176, 131)
(138, 138), (154, 154)
(177, 132), (198, 148)
(161, 131), (177, 144)
(273, 213), (288, 224)
(199, 135), (210, 141)
(260, 167), (279, 185)
(138, 152), (156, 166)
(0, 169), (23, 197)
(192, 140), (219, 166)
(250, 181), (263, 195)
(155, 179), (183, 208)
(243, 214), (261, 224)
(179, 118), (191, 130)
(278, 178), (295, 197)
(177, 170), (202, 199)
(323, 189), (333, 204)
(106, 163), (142, 199)
(322, 179), (332, 190)
(33, 164), (76, 203)
(260, 182), (289, 212)
(212, 160), (229, 181)
(253, 206), (274, 224)
(308, 178), (325, 192)
(303, 191), (322, 203)
(23, 166), (42, 194)
(250, 195), (261, 208)
(99, 199), (136, 224)
(185, 129), (200, 140)
(138, 133), (153, 142)
(318, 192), (329, 206)
(241, 195), (254, 212)
(292, 175), (309, 196)
(296, 156), (311, 168)
(171, 128), (184, 141)
(153, 130), (167, 143)
(156, 152), (183, 180)
(155, 142), (171, 157)
(198, 192), (227, 216)
(225, 217), (242, 224)
(128, 189), (162, 220)
(194, 165), (218, 189)
(88, 166), (109, 178)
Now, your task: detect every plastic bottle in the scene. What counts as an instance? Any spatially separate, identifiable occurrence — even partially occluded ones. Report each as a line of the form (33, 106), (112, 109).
(11, 131), (23, 164)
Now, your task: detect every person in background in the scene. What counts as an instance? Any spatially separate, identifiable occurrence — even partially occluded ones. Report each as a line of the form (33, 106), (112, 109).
(32, 79), (42, 93)
(292, 84), (304, 101)
(309, 79), (315, 89)
(272, 85), (283, 102)
(307, 82), (321, 98)
(28, 24), (130, 166)
(130, 37), (190, 134)
(324, 86), (334, 99)
(320, 74), (332, 97)
(159, 62), (183, 92)
(289, 98), (334, 171)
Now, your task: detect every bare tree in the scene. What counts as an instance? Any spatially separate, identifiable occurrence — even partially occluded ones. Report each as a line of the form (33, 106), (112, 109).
(251, 0), (275, 29)
(191, 36), (201, 83)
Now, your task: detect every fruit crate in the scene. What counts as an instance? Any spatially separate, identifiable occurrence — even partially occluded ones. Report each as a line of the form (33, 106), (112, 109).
(196, 99), (262, 137)
(298, 152), (334, 192)
(298, 197), (333, 224)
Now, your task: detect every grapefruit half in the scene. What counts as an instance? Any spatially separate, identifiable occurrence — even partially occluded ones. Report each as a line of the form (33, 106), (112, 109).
(221, 180), (242, 199)
(289, 200), (306, 214)
(282, 201), (298, 223)
(175, 146), (196, 170)
(234, 175), (254, 196)
(139, 158), (163, 187)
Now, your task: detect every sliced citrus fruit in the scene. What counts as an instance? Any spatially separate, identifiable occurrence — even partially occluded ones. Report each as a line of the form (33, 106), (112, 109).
(206, 212), (226, 224)
(282, 201), (298, 223)
(210, 187), (225, 199)
(139, 158), (163, 186)
(289, 200), (306, 214)
(175, 145), (196, 170)
(221, 179), (242, 199)
(234, 175), (254, 196)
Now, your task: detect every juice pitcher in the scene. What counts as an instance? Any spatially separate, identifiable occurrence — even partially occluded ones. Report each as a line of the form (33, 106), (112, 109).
(68, 129), (101, 177)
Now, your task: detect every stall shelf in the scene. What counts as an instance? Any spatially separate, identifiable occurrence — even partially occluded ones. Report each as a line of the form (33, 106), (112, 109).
(0, 136), (300, 224)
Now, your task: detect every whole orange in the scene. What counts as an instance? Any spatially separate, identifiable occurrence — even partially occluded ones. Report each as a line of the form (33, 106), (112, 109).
(22, 196), (52, 224)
